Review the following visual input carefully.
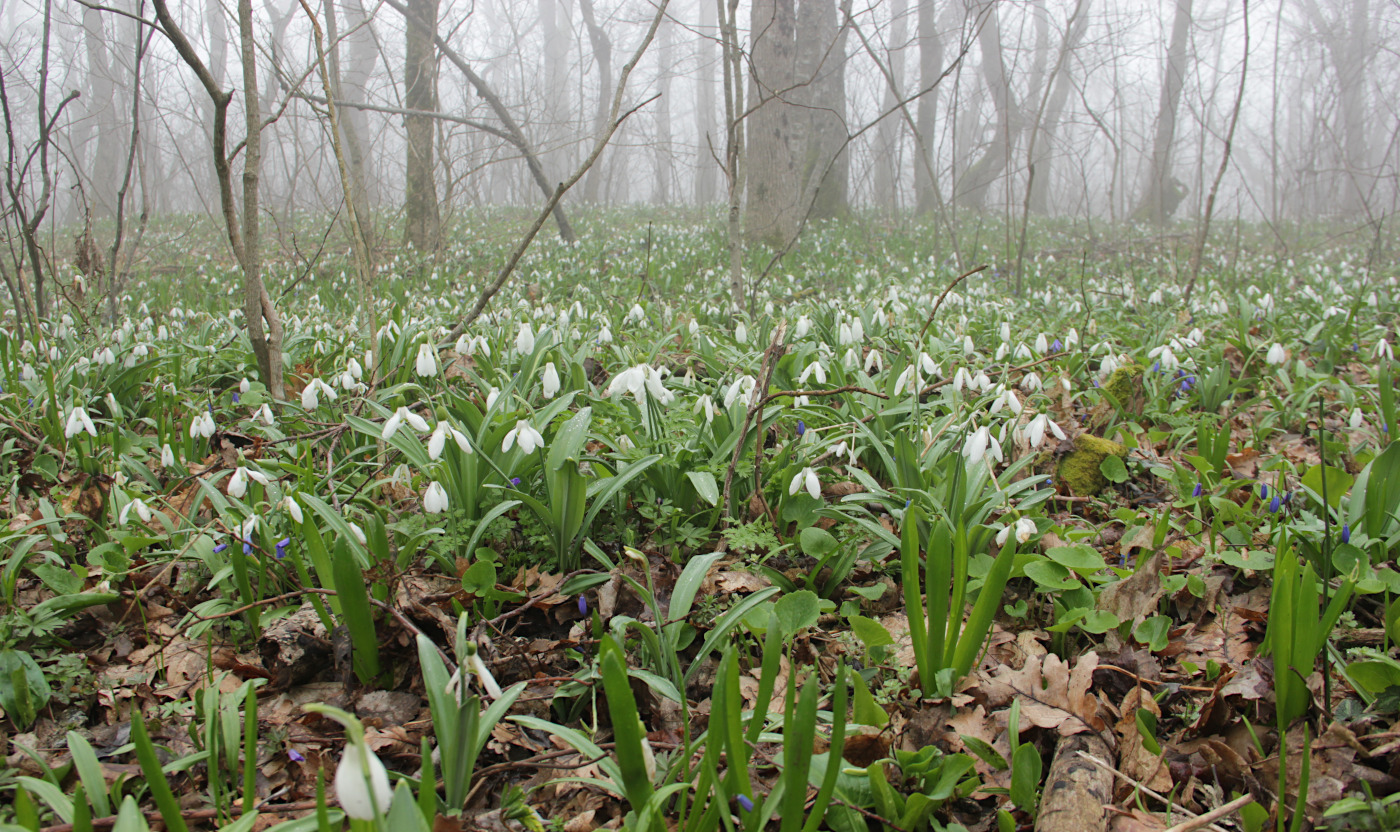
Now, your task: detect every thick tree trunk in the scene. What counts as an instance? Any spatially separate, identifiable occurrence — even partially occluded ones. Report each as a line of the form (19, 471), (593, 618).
(1133, 0), (1193, 224)
(745, 0), (798, 246)
(323, 0), (376, 253)
(82, 7), (121, 218)
(653, 17), (674, 204)
(403, 0), (441, 251)
(1028, 0), (1091, 214)
(796, 0), (849, 220)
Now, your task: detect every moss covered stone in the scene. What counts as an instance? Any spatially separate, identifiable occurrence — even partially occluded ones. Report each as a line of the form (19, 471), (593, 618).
(1103, 363), (1143, 412)
(1057, 434), (1129, 496)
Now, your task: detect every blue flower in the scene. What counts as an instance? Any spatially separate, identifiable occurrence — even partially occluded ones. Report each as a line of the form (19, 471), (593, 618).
(1259, 484), (1268, 500)
(232, 392), (241, 405)
(736, 794), (754, 812)
(796, 420), (806, 436)
(578, 596), (588, 615)
(1341, 524), (1351, 544)
(1192, 482), (1203, 498)
(1269, 494), (1281, 514)
(1150, 361), (1161, 373)
(510, 477), (522, 487)
(288, 748), (305, 762)
(275, 538), (291, 559)
(1050, 338), (1063, 353)
(213, 542), (229, 554)
(242, 538), (253, 555)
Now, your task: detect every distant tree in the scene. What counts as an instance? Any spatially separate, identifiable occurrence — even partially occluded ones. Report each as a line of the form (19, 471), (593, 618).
(403, 0), (440, 252)
(954, 1), (1019, 211)
(745, 0), (799, 245)
(1134, 0), (1194, 224)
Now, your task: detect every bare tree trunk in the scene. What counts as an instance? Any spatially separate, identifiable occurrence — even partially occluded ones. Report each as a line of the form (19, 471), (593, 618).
(403, 0), (441, 251)
(383, 0), (576, 241)
(912, 0), (943, 215)
(323, 0), (376, 253)
(82, 6), (121, 218)
(695, 0), (719, 205)
(745, 0), (798, 246)
(579, 0), (613, 203)
(954, 1), (1018, 211)
(1028, 0), (1090, 214)
(1133, 0), (1194, 224)
(1302, 0), (1372, 216)
(150, 0), (285, 398)
(653, 16), (673, 204)
(1184, 0), (1248, 306)
(873, 0), (907, 212)
(719, 0), (745, 308)
(796, 0), (849, 220)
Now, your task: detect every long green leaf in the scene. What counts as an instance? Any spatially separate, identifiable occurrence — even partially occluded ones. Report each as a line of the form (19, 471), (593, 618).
(129, 713), (190, 832)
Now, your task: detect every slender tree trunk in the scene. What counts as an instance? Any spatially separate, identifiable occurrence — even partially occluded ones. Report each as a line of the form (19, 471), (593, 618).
(1133, 0), (1194, 224)
(579, 0), (613, 203)
(82, 6), (121, 218)
(874, 0), (907, 212)
(323, 0), (376, 253)
(403, 0), (441, 251)
(653, 17), (674, 204)
(954, 2), (1018, 211)
(1028, 0), (1090, 214)
(796, 0), (849, 220)
(695, 0), (719, 205)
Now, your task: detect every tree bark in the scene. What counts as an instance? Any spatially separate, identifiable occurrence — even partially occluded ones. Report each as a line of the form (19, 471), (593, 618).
(694, 0), (719, 204)
(796, 0), (849, 220)
(578, 0), (613, 204)
(403, 0), (441, 252)
(1028, 0), (1091, 214)
(653, 16), (674, 204)
(323, 0), (376, 253)
(1133, 0), (1193, 224)
(873, 0), (907, 212)
(745, 0), (798, 246)
(912, 0), (943, 215)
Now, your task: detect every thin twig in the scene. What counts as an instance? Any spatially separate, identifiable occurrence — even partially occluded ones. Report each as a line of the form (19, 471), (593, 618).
(917, 264), (988, 343)
(1074, 751), (1232, 832)
(1161, 793), (1256, 832)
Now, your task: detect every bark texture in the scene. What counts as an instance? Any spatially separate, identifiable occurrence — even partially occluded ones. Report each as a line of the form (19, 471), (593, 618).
(403, 0), (441, 251)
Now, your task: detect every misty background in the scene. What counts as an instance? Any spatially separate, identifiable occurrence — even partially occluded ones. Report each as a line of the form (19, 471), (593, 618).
(0, 0), (1396, 255)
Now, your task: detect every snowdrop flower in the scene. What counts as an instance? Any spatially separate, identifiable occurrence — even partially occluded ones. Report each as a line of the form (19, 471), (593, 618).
(626, 304), (646, 325)
(1020, 372), (1042, 393)
(995, 517), (1037, 546)
(465, 642), (503, 700)
(253, 404), (275, 426)
(990, 388), (1022, 416)
(1377, 339), (1393, 361)
(789, 467), (821, 500)
(381, 407), (430, 441)
(735, 321), (748, 343)
(723, 375), (757, 409)
(98, 347), (116, 366)
(332, 736), (393, 820)
(423, 481), (450, 514)
(794, 316), (811, 339)
(1350, 408), (1365, 429)
(644, 366), (674, 405)
(65, 407), (98, 439)
(415, 343), (438, 377)
(227, 466), (270, 499)
(428, 421), (472, 460)
(962, 426), (1003, 466)
(542, 362), (561, 398)
(893, 365), (920, 396)
(301, 378), (337, 410)
(454, 333), (471, 354)
(973, 371), (993, 393)
(118, 497), (152, 526)
(1000, 322), (1011, 343)
(694, 394), (716, 424)
(1035, 333), (1049, 354)
(607, 365), (648, 401)
(239, 377), (252, 394)
(1065, 328), (1079, 351)
(161, 443), (176, 468)
(1148, 344), (1179, 372)
(799, 360), (827, 385)
(864, 349), (883, 374)
(919, 352), (939, 376)
(503, 420), (545, 454)
(952, 367), (972, 393)
(280, 495), (304, 524)
(598, 325), (613, 344)
(850, 318), (865, 343)
(516, 323), (536, 355)
(689, 318), (701, 336)
(963, 335), (975, 355)
(1026, 413), (1067, 448)
(1266, 343), (1288, 365)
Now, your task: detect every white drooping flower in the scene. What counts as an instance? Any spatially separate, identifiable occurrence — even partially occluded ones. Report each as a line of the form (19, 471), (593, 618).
(1266, 343), (1288, 365)
(1350, 408), (1365, 429)
(864, 349), (883, 374)
(989, 388), (1022, 416)
(542, 362), (561, 399)
(723, 375), (758, 409)
(694, 394), (716, 424)
(465, 642), (503, 700)
(118, 497), (152, 526)
(301, 378), (338, 410)
(424, 481), (450, 514)
(789, 466), (821, 500)
(1025, 413), (1067, 449)
(503, 420), (545, 454)
(598, 325), (613, 345)
(1376, 339), (1393, 361)
(65, 407), (98, 439)
(334, 741), (393, 820)
(794, 316), (811, 339)
(161, 443), (176, 468)
(799, 360), (827, 385)
(382, 407), (430, 441)
(415, 343), (438, 378)
(516, 323), (536, 355)
(735, 321), (748, 343)
(428, 420), (471, 460)
(256, 404), (276, 426)
(962, 425), (1003, 466)
(227, 466), (270, 499)
(280, 495), (304, 524)
(995, 517), (1037, 546)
